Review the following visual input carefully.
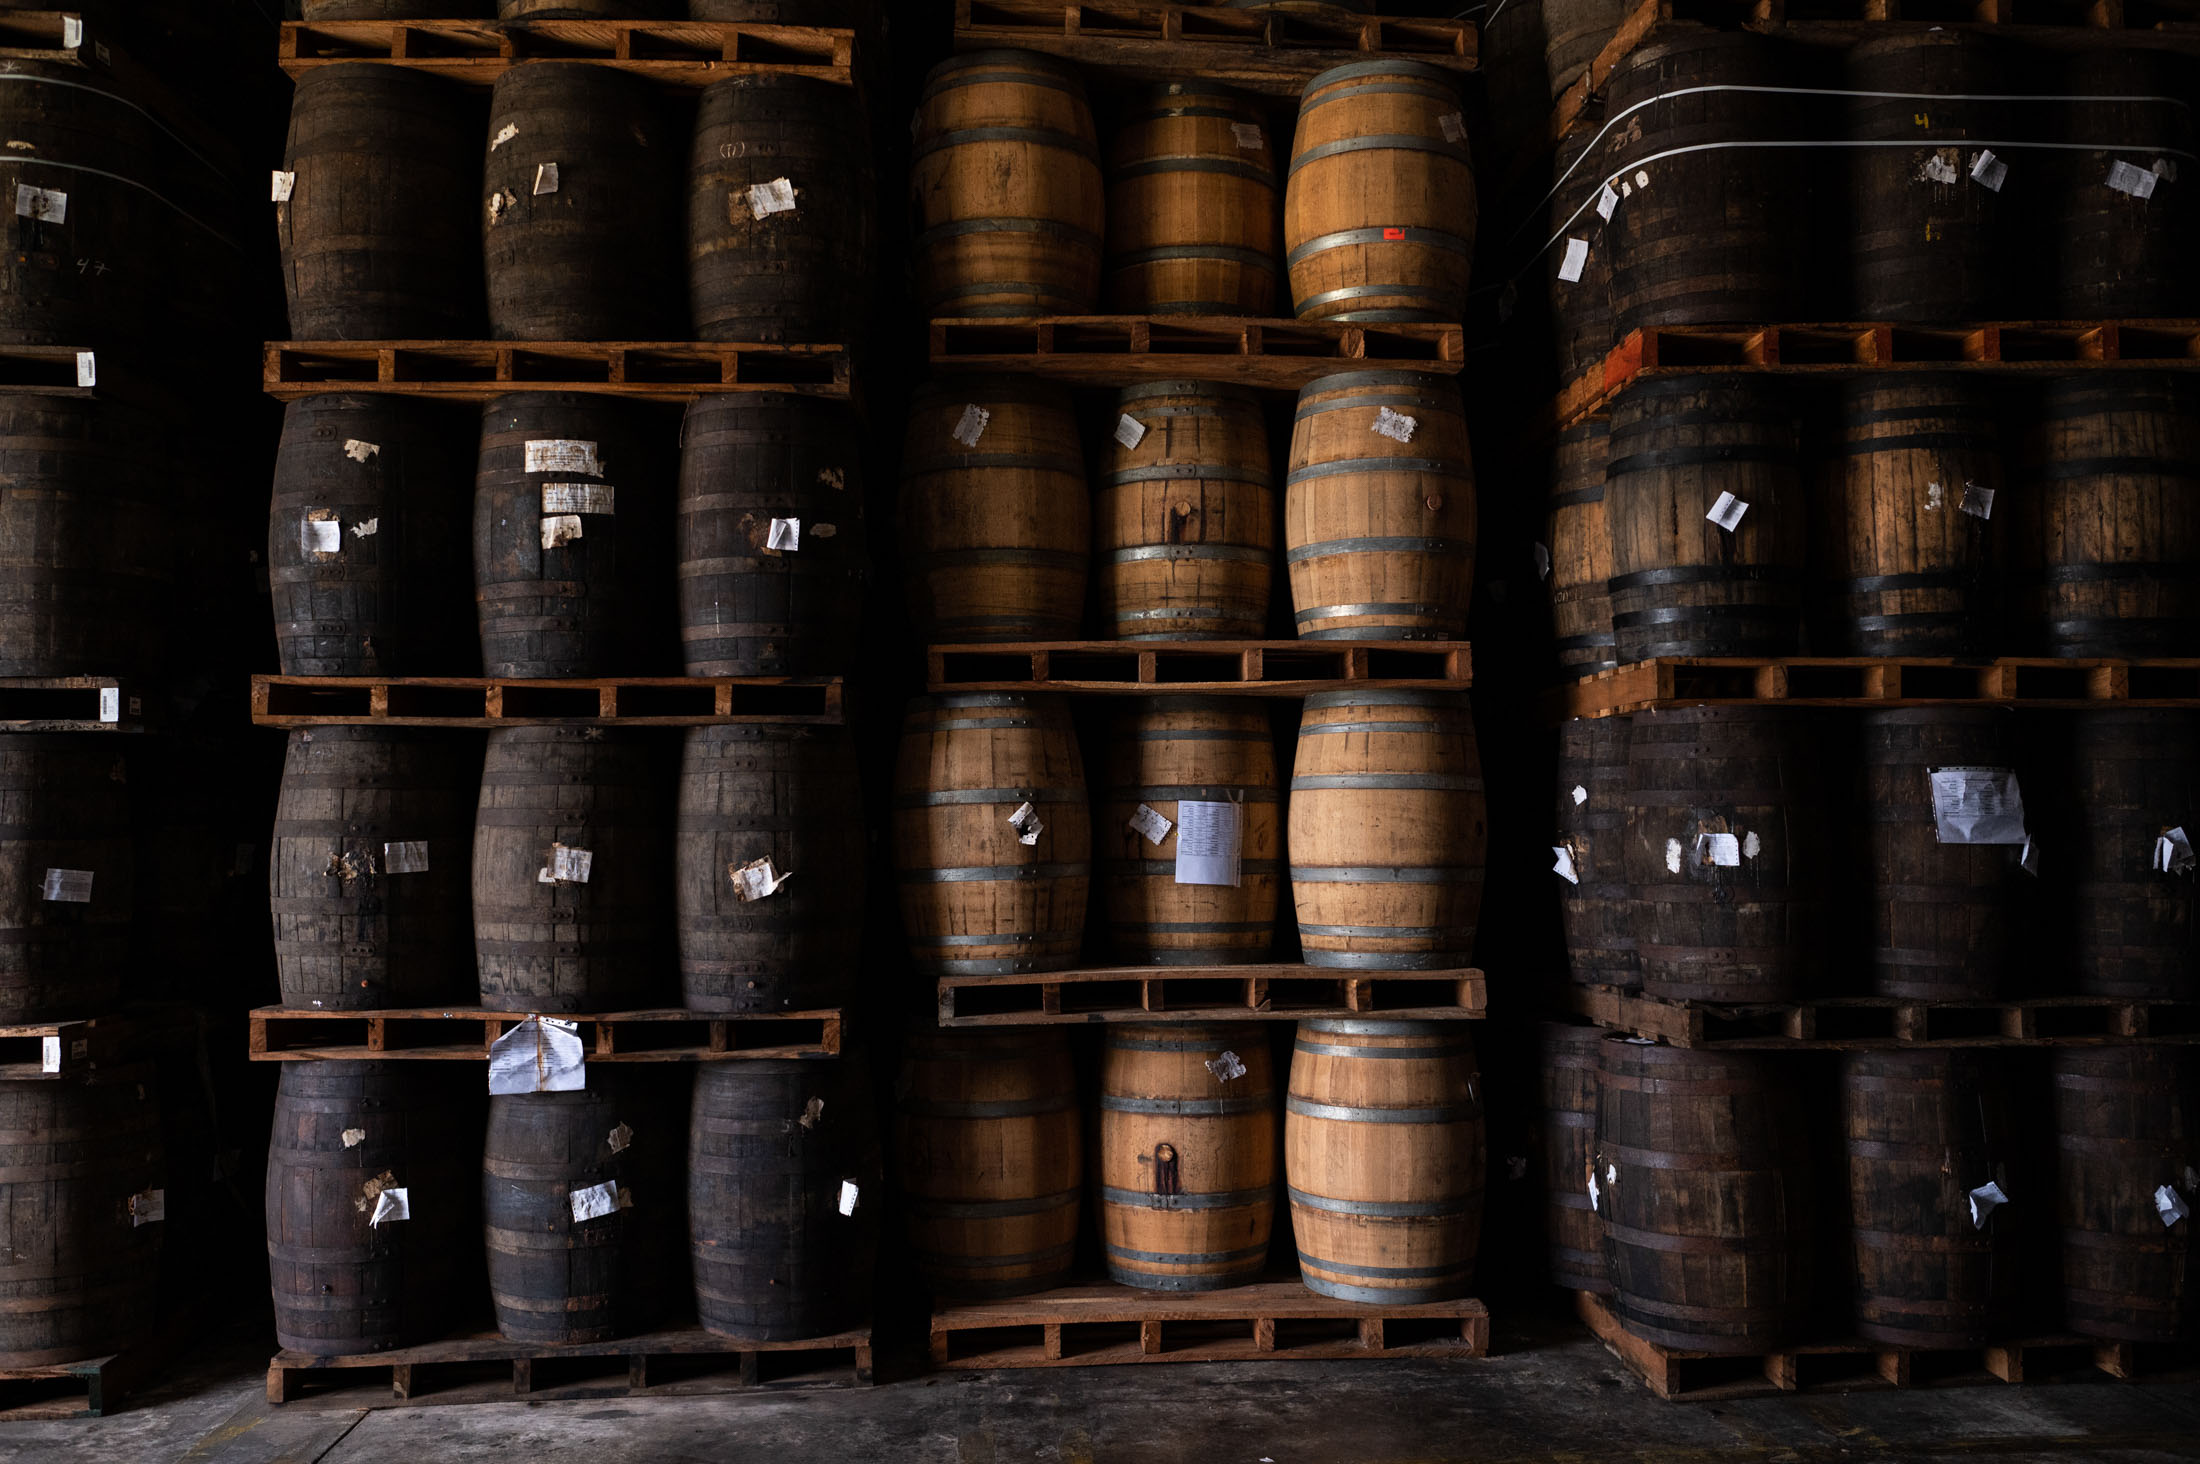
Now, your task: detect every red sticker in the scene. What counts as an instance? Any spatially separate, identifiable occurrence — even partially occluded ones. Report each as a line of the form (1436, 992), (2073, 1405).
(1382, 227), (1406, 241)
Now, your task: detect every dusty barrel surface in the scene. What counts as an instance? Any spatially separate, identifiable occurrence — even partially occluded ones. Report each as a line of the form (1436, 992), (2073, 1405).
(271, 728), (480, 1012)
(1546, 127), (1616, 387)
(676, 724), (865, 1012)
(2051, 1046), (2198, 1342)
(1105, 82), (1279, 315)
(1548, 417), (1615, 677)
(1596, 1039), (1813, 1354)
(2044, 49), (2199, 319)
(1556, 715), (1636, 991)
(892, 694), (1090, 976)
(1543, 0), (1632, 100)
(305, 1), (490, 15)
(500, 0), (678, 14)
(0, 737), (129, 1023)
(1285, 1019), (1484, 1302)
(896, 1029), (1082, 1298)
(1539, 1023), (1608, 1294)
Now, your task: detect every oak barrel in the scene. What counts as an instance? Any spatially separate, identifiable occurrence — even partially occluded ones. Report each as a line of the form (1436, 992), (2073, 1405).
(1539, 1023), (1608, 1294)
(1548, 416), (1615, 676)
(305, 2), (489, 15)
(1105, 83), (1279, 315)
(497, 3), (680, 25)
(1543, 0), (1631, 101)
(2051, 1046), (2198, 1342)
(2045, 49), (2200, 319)
(0, 737), (128, 1023)
(1557, 715), (1636, 991)
(1547, 125), (1615, 388)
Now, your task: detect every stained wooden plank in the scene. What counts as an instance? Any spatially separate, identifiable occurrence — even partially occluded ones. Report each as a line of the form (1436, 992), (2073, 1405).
(1559, 983), (2200, 1050)
(1554, 656), (2200, 719)
(265, 340), (849, 402)
(938, 966), (1486, 1025)
(250, 674), (843, 727)
(279, 19), (854, 87)
(926, 641), (1471, 695)
(929, 316), (1465, 388)
(248, 1007), (844, 1063)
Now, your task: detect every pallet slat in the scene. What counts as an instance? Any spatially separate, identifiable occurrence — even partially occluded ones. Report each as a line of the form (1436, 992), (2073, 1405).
(250, 674), (843, 727)
(249, 1007), (843, 1063)
(0, 677), (141, 731)
(939, 966), (1486, 1025)
(264, 341), (850, 402)
(927, 641), (1471, 695)
(1561, 984), (2200, 1049)
(279, 18), (855, 87)
(928, 316), (1465, 388)
(1555, 656), (2200, 719)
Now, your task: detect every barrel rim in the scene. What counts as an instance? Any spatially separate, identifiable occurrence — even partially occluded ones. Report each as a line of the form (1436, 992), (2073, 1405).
(1300, 58), (1465, 96)
(1301, 689), (1471, 711)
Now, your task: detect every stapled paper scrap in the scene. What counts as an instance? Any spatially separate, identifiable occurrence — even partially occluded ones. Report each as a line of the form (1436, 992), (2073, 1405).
(491, 124), (519, 150)
(40, 868), (92, 902)
(488, 1015), (586, 1095)
(767, 517), (801, 552)
(342, 1128), (366, 1148)
(545, 844), (593, 883)
(1371, 407), (1418, 443)
(1596, 183), (1620, 220)
(1534, 541), (1552, 580)
(1175, 800), (1242, 887)
(303, 516), (342, 555)
(525, 439), (601, 476)
(952, 403), (989, 447)
(1587, 1170), (1601, 1210)
(2021, 836), (2040, 876)
(1706, 491), (1749, 531)
(351, 518), (379, 538)
(541, 514), (583, 550)
(1572, 785), (1589, 806)
(1231, 121), (1264, 150)
(1920, 149), (1960, 185)
(1929, 766), (2028, 845)
(382, 841), (430, 874)
(1971, 149), (2007, 191)
(1439, 112), (1467, 143)
(838, 1180), (860, 1216)
(2157, 1183), (2191, 1228)
(15, 184), (65, 222)
(1699, 831), (1742, 867)
(542, 482), (615, 515)
(570, 1181), (619, 1224)
(1206, 1051), (1247, 1083)
(271, 170), (295, 202)
(130, 1189), (165, 1227)
(2156, 826), (2196, 874)
(369, 1187), (409, 1227)
(1557, 238), (1590, 284)
(1961, 482), (1995, 519)
(1553, 845), (1579, 885)
(99, 687), (119, 723)
(1008, 801), (1044, 845)
(1968, 1180), (2009, 1229)
(1128, 803), (1173, 845)
(1665, 837), (1683, 874)
(729, 855), (793, 902)
(748, 177), (798, 220)
(343, 438), (380, 463)
(2108, 159), (2159, 199)
(800, 1098), (823, 1130)
(75, 352), (94, 387)
(533, 162), (560, 195)
(1113, 413), (1147, 449)
(609, 1123), (633, 1152)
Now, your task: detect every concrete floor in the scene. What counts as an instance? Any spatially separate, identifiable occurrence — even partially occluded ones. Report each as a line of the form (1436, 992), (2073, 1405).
(2, 1311), (2197, 1464)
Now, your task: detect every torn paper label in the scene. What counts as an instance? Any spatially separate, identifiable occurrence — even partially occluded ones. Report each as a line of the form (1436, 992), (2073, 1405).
(1438, 111), (1467, 144)
(1961, 483), (1995, 519)
(1706, 492), (1749, 531)
(951, 403), (990, 447)
(767, 517), (801, 552)
(1552, 845), (1579, 885)
(1572, 785), (1588, 806)
(541, 514), (583, 550)
(608, 1123), (632, 1153)
(1007, 801), (1044, 845)
(271, 170), (295, 202)
(533, 162), (559, 195)
(1556, 237), (1590, 284)
(1665, 837), (1683, 873)
(524, 440), (601, 476)
(369, 1188), (409, 1227)
(1929, 767), (2028, 845)
(1919, 149), (1960, 185)
(1231, 121), (1264, 150)
(2157, 1183), (2191, 1227)
(1586, 1170), (1600, 1211)
(1534, 541), (1551, 580)
(1596, 183), (1619, 220)
(1968, 1180), (2009, 1229)
(342, 1128), (366, 1148)
(1206, 1051), (1247, 1083)
(1971, 149), (2006, 191)
(15, 184), (64, 223)
(40, 868), (92, 903)
(351, 518), (378, 538)
(129, 1189), (165, 1227)
(2108, 159), (2158, 199)
(382, 841), (429, 875)
(1926, 481), (1945, 511)
(2157, 157), (2179, 182)
(343, 438), (379, 463)
(729, 855), (793, 901)
(1371, 407), (1418, 443)
(838, 1180), (860, 1216)
(2021, 836), (2040, 876)
(491, 123), (518, 150)
(1743, 831), (1761, 859)
(1113, 413), (1147, 450)
(542, 482), (614, 515)
(1175, 800), (1242, 887)
(818, 466), (845, 490)
(75, 352), (93, 387)
(2155, 826), (2196, 874)
(1127, 804), (1172, 845)
(99, 687), (118, 723)
(799, 1098), (823, 1130)
(548, 844), (593, 883)
(488, 1015), (585, 1095)
(303, 513), (342, 556)
(747, 177), (797, 220)
(1699, 831), (1742, 867)
(570, 1181), (619, 1224)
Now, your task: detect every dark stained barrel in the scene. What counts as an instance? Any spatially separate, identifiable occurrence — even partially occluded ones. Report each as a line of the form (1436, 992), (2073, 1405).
(688, 74), (873, 345)
(1842, 1050), (2018, 1348)
(676, 724), (865, 1012)
(1556, 715), (1636, 991)
(501, 0), (678, 17)
(687, 0), (876, 18)
(1606, 375), (1803, 662)
(281, 65), (481, 340)
(1860, 709), (2021, 1001)
(1539, 1024), (1608, 1295)
(474, 394), (669, 679)
(271, 728), (480, 1011)
(1543, 0), (1631, 100)
(472, 728), (670, 1013)
(2045, 49), (2200, 319)
(1604, 31), (1812, 332)
(482, 64), (682, 341)
(1597, 1039), (1812, 1354)
(0, 1077), (162, 1366)
(266, 1061), (478, 1354)
(1815, 376), (2004, 657)
(0, 737), (128, 1023)
(676, 393), (865, 677)
(2051, 1046), (2198, 1342)
(306, 1), (491, 15)
(2015, 374), (2200, 659)
(1548, 417), (1615, 677)
(270, 396), (477, 677)
(691, 1059), (881, 1339)
(1622, 707), (1827, 1004)
(1547, 126), (1615, 388)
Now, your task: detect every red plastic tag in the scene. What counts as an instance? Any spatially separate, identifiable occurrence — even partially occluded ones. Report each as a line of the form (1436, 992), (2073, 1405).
(1382, 227), (1406, 241)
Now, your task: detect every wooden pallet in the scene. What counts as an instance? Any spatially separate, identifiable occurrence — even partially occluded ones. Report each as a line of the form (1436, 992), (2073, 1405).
(279, 19), (854, 87)
(267, 1324), (871, 1407)
(250, 675), (843, 728)
(0, 1306), (202, 1420)
(938, 965), (1487, 1025)
(949, 0), (1475, 94)
(0, 343), (95, 397)
(0, 1016), (138, 1081)
(1558, 657), (2200, 719)
(1545, 321), (2200, 435)
(927, 641), (1471, 695)
(249, 1006), (842, 1063)
(1577, 1292), (2200, 1401)
(931, 1280), (1488, 1368)
(927, 317), (1465, 389)
(0, 676), (142, 732)
(1564, 984), (2200, 1049)
(263, 341), (850, 402)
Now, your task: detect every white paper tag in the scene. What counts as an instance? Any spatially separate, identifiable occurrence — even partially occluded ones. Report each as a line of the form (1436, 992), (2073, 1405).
(952, 403), (989, 447)
(1007, 801), (1043, 845)
(1175, 800), (1241, 887)
(1128, 804), (1173, 845)
(2021, 836), (2040, 876)
(492, 123), (519, 150)
(2155, 826), (2196, 874)
(1971, 149), (2007, 191)
(812, 522), (838, 538)
(302, 516), (342, 555)
(62, 16), (82, 46)
(545, 844), (593, 883)
(767, 517), (801, 552)
(542, 482), (614, 515)
(1533, 542), (1552, 580)
(1113, 413), (1147, 450)
(75, 351), (94, 387)
(1706, 492), (1749, 531)
(130, 1189), (165, 1227)
(1230, 121), (1264, 150)
(2157, 1183), (2191, 1227)
(541, 514), (583, 550)
(382, 841), (430, 874)
(2109, 159), (2159, 198)
(1552, 845), (1579, 885)
(1700, 832), (1742, 868)
(1595, 183), (1620, 221)
(1929, 767), (2028, 845)
(525, 439), (600, 476)
(570, 1180), (619, 1224)
(369, 1188), (409, 1227)
(40, 1037), (58, 1073)
(730, 854), (793, 901)
(1968, 1180), (2009, 1229)
(15, 184), (65, 223)
(1571, 784), (1588, 806)
(1587, 1170), (1601, 1211)
(608, 1123), (632, 1153)
(747, 177), (798, 220)
(1556, 236), (1592, 284)
(1206, 1051), (1247, 1083)
(488, 1015), (586, 1095)
(1961, 482), (1995, 519)
(271, 170), (296, 202)
(342, 1128), (366, 1148)
(40, 868), (93, 902)
(1665, 837), (1683, 874)
(337, 439), (380, 466)
(351, 518), (379, 539)
(98, 687), (119, 723)
(533, 162), (560, 196)
(1438, 111), (1466, 144)
(838, 1180), (860, 1216)
(1371, 407), (1418, 443)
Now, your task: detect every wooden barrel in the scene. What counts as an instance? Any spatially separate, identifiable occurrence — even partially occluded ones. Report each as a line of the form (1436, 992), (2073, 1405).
(2045, 49), (2199, 319)
(1539, 1024), (1608, 1294)
(1815, 376), (2004, 658)
(676, 393), (865, 676)
(270, 395), (476, 677)
(1548, 417), (1615, 677)
(281, 64), (480, 340)
(688, 0), (875, 19)
(1096, 698), (1279, 965)
(2051, 1046), (2198, 1342)
(472, 728), (669, 1013)
(2014, 374), (2200, 658)
(1547, 125), (1615, 387)
(1096, 381), (1272, 641)
(688, 74), (872, 345)
(271, 728), (480, 1011)
(1605, 31), (1813, 332)
(1105, 83), (1279, 315)
(1100, 1023), (1275, 1291)
(901, 377), (1088, 643)
(0, 737), (128, 1024)
(1622, 707), (1827, 1003)
(0, 1076), (162, 1366)
(1285, 1019), (1483, 1302)
(892, 694), (1090, 976)
(266, 1061), (477, 1354)
(1556, 715), (1637, 991)
(2048, 710), (2200, 1000)
(475, 393), (667, 679)
(482, 63), (682, 341)
(1284, 61), (1475, 322)
(0, 396), (179, 679)
(1596, 1039), (1812, 1354)
(497, 3), (680, 26)
(1290, 691), (1485, 969)
(690, 1058), (880, 1340)
(676, 724), (865, 1012)
(1285, 371), (1475, 641)
(1861, 709), (2021, 1001)
(1543, 0), (1631, 100)
(911, 50), (1103, 318)
(1842, 1050), (2018, 1348)
(896, 1029), (1082, 1298)
(1844, 33), (2009, 320)
(306, 1), (490, 16)
(1607, 375), (1803, 661)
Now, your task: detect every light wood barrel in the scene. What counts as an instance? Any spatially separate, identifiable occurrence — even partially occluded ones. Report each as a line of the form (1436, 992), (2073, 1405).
(1100, 1023), (1276, 1291)
(911, 50), (1103, 318)
(1096, 698), (1279, 965)
(897, 1029), (1082, 1298)
(892, 694), (1090, 976)
(1289, 692), (1485, 970)
(1097, 381), (1273, 641)
(902, 377), (1088, 643)
(1548, 417), (1614, 677)
(1285, 371), (1475, 641)
(1285, 1019), (1483, 1303)
(1105, 83), (1279, 315)
(1284, 61), (1475, 322)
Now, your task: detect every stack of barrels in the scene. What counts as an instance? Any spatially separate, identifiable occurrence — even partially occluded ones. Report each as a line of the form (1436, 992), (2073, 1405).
(265, 25), (880, 1357)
